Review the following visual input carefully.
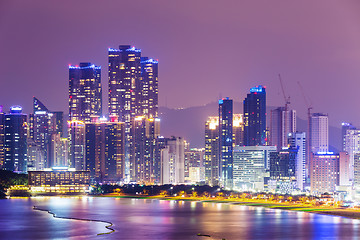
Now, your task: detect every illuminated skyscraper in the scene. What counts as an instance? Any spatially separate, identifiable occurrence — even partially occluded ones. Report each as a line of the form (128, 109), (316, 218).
(205, 116), (220, 186)
(288, 132), (306, 190)
(270, 107), (296, 150)
(69, 62), (102, 122)
(233, 114), (244, 147)
(108, 45), (159, 181)
(184, 148), (205, 182)
(342, 122), (356, 152)
(140, 57), (159, 118)
(0, 106), (4, 169)
(29, 97), (63, 169)
(4, 106), (27, 173)
(309, 113), (328, 153)
(244, 85), (266, 146)
(85, 118), (125, 183)
(219, 97), (233, 189)
(68, 120), (85, 170)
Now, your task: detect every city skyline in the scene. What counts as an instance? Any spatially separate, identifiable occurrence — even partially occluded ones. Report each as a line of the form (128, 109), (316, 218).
(1, 1), (360, 129)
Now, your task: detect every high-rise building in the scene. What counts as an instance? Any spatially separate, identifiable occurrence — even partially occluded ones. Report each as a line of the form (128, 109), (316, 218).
(29, 97), (64, 169)
(27, 139), (45, 171)
(108, 45), (159, 181)
(219, 98), (233, 189)
(309, 113), (329, 153)
(140, 57), (159, 118)
(354, 152), (360, 190)
(244, 85), (266, 146)
(85, 118), (125, 183)
(339, 152), (351, 186)
(68, 120), (85, 170)
(269, 147), (297, 193)
(270, 107), (296, 150)
(48, 133), (68, 167)
(343, 129), (360, 182)
(69, 62), (102, 122)
(288, 132), (306, 190)
(0, 106), (4, 169)
(233, 114), (244, 146)
(342, 122), (356, 152)
(160, 136), (185, 185)
(184, 148), (205, 182)
(131, 116), (160, 183)
(4, 106), (28, 173)
(310, 152), (339, 194)
(233, 146), (277, 191)
(205, 116), (220, 186)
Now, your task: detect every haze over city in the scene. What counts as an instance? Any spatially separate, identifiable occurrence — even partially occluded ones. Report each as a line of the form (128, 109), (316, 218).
(1, 0), (360, 128)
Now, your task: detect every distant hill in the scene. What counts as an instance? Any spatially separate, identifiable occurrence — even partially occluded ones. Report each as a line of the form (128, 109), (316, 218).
(159, 102), (341, 152)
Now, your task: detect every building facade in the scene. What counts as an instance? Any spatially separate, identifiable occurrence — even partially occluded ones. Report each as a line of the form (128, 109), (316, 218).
(244, 85), (266, 146)
(69, 62), (102, 122)
(270, 107), (296, 150)
(310, 153), (339, 194)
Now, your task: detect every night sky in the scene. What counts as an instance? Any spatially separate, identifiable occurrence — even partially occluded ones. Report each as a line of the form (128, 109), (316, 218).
(1, 0), (360, 127)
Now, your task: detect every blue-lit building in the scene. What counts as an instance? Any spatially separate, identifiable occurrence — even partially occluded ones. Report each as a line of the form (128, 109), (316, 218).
(219, 97), (233, 189)
(4, 106), (28, 173)
(69, 62), (102, 122)
(0, 106), (4, 169)
(244, 85), (266, 146)
(140, 57), (159, 118)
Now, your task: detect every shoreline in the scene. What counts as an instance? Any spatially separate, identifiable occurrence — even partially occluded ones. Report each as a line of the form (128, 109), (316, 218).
(101, 194), (360, 220)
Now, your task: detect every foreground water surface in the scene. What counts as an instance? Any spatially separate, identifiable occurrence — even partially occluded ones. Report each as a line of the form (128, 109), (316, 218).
(0, 197), (360, 239)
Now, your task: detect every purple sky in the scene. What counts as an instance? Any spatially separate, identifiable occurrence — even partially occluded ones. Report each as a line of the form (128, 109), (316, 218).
(1, 0), (360, 127)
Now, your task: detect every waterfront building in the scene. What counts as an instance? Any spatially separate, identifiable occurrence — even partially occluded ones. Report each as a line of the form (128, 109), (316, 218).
(29, 97), (63, 168)
(244, 85), (266, 146)
(270, 107), (296, 150)
(204, 116), (220, 186)
(0, 106), (4, 169)
(310, 152), (339, 194)
(233, 145), (276, 191)
(342, 122), (356, 152)
(184, 148), (204, 182)
(27, 139), (45, 171)
(28, 167), (90, 194)
(69, 62), (102, 122)
(353, 152), (360, 190)
(160, 136), (185, 185)
(233, 114), (244, 147)
(219, 97), (233, 189)
(309, 113), (329, 153)
(339, 152), (351, 186)
(108, 45), (159, 181)
(85, 118), (125, 183)
(269, 147), (297, 193)
(288, 132), (306, 190)
(140, 57), (159, 118)
(4, 106), (27, 173)
(343, 129), (360, 182)
(68, 120), (85, 170)
(48, 133), (68, 167)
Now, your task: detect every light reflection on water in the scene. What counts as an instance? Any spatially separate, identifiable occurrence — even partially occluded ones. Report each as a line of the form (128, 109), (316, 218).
(0, 197), (360, 239)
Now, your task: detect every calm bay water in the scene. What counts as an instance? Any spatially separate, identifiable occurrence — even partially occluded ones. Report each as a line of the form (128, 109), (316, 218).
(0, 197), (359, 239)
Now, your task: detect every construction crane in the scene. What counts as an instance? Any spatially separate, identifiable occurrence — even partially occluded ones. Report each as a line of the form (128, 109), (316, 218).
(278, 74), (291, 111)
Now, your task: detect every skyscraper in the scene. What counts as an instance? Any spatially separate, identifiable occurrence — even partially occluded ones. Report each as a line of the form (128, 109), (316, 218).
(288, 132), (306, 190)
(68, 120), (85, 170)
(108, 45), (159, 181)
(270, 107), (296, 150)
(219, 97), (233, 189)
(85, 118), (125, 183)
(4, 106), (27, 173)
(205, 116), (220, 186)
(309, 113), (329, 153)
(233, 114), (244, 147)
(341, 122), (356, 152)
(69, 62), (102, 122)
(0, 106), (4, 169)
(140, 57), (159, 118)
(244, 85), (266, 146)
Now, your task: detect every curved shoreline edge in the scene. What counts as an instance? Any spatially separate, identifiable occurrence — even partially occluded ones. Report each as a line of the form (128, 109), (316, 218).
(101, 194), (360, 220)
(32, 206), (115, 236)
